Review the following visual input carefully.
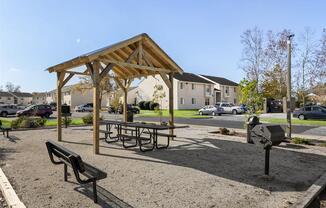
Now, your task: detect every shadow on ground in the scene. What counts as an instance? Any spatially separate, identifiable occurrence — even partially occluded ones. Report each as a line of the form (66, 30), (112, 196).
(74, 183), (134, 208)
(127, 137), (326, 192)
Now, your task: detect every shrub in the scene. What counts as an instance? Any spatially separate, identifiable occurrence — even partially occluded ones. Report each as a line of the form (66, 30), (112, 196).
(11, 117), (46, 129)
(138, 101), (146, 110)
(292, 137), (311, 145)
(82, 114), (93, 124)
(144, 101), (151, 110)
(82, 113), (103, 124)
(150, 102), (159, 110)
(62, 117), (72, 127)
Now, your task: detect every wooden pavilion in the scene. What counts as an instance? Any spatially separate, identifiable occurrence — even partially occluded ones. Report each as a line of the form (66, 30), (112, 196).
(47, 33), (183, 154)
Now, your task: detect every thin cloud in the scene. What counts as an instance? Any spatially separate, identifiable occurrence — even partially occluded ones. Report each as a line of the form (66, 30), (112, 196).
(9, 67), (20, 72)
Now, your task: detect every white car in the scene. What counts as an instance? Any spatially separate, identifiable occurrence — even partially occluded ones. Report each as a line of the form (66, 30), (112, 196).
(74, 103), (93, 112)
(198, 105), (223, 116)
(216, 102), (244, 115)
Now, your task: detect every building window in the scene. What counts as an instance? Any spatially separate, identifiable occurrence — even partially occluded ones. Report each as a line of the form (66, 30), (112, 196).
(234, 87), (237, 93)
(234, 98), (237, 104)
(8, 97), (11, 100)
(192, 98), (196, 104)
(206, 85), (211, 94)
(205, 98), (210, 105)
(225, 86), (229, 96)
(192, 84), (195, 90)
(180, 83), (184, 90)
(180, 98), (184, 104)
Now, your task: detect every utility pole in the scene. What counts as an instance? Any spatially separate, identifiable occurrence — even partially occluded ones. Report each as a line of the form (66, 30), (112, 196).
(286, 34), (294, 139)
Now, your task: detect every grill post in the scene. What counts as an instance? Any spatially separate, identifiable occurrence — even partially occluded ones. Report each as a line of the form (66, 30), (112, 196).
(265, 147), (270, 176)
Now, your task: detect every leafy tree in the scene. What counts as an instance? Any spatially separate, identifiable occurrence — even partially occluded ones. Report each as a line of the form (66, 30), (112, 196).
(5, 82), (21, 92)
(152, 84), (166, 123)
(261, 64), (287, 99)
(238, 79), (263, 114)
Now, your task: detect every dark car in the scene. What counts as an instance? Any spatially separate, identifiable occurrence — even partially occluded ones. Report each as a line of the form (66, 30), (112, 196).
(16, 104), (53, 118)
(118, 104), (140, 114)
(293, 105), (326, 120)
(108, 106), (117, 114)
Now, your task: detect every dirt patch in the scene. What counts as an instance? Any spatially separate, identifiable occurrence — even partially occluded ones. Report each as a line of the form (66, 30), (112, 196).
(1, 125), (326, 207)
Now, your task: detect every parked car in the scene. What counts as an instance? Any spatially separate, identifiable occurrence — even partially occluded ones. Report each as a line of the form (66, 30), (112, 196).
(293, 105), (326, 120)
(49, 102), (57, 111)
(117, 104), (140, 114)
(198, 105), (223, 116)
(108, 106), (118, 114)
(16, 104), (53, 118)
(216, 102), (244, 115)
(74, 103), (93, 112)
(0, 104), (20, 117)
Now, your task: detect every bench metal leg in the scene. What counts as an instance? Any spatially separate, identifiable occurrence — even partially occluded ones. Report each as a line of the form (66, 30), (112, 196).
(155, 136), (170, 149)
(64, 164), (68, 181)
(6, 130), (9, 138)
(93, 180), (97, 203)
(122, 136), (137, 148)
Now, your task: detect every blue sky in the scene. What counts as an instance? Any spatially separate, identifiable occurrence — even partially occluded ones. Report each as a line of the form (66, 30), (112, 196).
(0, 0), (325, 92)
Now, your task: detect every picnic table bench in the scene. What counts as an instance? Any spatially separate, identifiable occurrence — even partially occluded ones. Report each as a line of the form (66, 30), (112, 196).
(0, 120), (11, 138)
(101, 120), (188, 152)
(46, 140), (107, 203)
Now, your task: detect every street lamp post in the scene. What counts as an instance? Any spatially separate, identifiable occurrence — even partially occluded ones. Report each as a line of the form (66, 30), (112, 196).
(286, 34), (294, 139)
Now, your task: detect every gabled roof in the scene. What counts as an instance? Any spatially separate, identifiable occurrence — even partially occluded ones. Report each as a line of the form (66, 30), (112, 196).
(46, 33), (183, 80)
(0, 91), (32, 97)
(200, 75), (238, 86)
(173, 72), (213, 84)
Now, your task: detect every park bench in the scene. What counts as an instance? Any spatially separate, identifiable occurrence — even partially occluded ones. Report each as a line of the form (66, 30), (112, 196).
(45, 140), (107, 203)
(0, 120), (11, 138)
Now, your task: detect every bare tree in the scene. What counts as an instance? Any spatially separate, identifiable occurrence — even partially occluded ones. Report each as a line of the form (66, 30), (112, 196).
(75, 74), (115, 107)
(5, 82), (21, 92)
(295, 27), (318, 104)
(263, 29), (295, 97)
(314, 29), (326, 85)
(240, 27), (264, 91)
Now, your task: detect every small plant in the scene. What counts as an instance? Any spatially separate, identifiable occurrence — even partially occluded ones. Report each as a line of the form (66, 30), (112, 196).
(62, 117), (72, 127)
(11, 117), (46, 129)
(82, 113), (103, 124)
(292, 137), (311, 145)
(319, 142), (326, 147)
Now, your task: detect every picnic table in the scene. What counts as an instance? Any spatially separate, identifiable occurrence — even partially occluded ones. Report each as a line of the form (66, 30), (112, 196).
(100, 120), (188, 152)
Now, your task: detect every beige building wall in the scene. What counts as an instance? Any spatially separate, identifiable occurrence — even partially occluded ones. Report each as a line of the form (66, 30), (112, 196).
(136, 76), (214, 110)
(219, 85), (238, 104)
(0, 95), (12, 104)
(32, 94), (47, 104)
(175, 80), (214, 109)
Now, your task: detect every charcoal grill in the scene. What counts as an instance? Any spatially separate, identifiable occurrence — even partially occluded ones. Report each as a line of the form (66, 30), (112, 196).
(247, 116), (285, 175)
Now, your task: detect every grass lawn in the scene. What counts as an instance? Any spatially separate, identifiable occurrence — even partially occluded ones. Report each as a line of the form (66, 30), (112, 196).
(137, 109), (211, 119)
(261, 118), (326, 126)
(45, 118), (84, 126)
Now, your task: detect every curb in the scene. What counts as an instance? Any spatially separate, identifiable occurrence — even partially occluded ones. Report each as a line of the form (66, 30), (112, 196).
(292, 171), (326, 208)
(0, 168), (26, 208)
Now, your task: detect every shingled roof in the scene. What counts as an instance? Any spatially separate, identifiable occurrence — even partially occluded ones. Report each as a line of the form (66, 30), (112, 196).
(0, 91), (32, 97)
(200, 75), (238, 86)
(173, 72), (213, 84)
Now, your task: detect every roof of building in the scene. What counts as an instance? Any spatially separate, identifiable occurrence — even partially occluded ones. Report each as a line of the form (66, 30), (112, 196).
(0, 91), (33, 97)
(173, 72), (213, 84)
(200, 75), (238, 86)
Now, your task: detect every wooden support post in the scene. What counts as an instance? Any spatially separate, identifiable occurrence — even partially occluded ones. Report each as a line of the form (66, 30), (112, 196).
(90, 62), (100, 154)
(56, 72), (64, 142)
(123, 79), (128, 122)
(168, 73), (174, 136)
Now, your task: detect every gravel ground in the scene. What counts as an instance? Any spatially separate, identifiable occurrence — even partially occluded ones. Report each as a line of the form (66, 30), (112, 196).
(1, 125), (326, 208)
